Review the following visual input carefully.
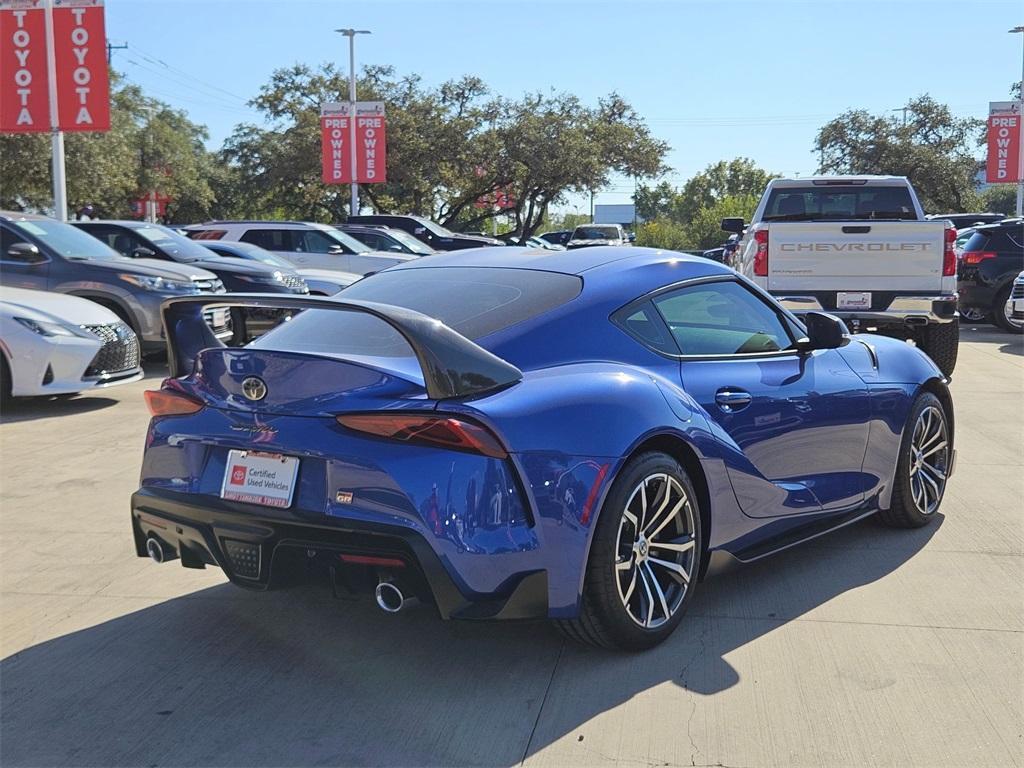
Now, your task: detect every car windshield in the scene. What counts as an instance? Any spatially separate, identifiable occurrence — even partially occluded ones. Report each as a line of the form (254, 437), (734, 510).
(571, 226), (620, 240)
(212, 242), (295, 268)
(384, 229), (433, 254)
(251, 267), (583, 362)
(408, 216), (456, 238)
(324, 228), (371, 254)
(134, 224), (221, 261)
(10, 218), (123, 261)
(762, 186), (917, 221)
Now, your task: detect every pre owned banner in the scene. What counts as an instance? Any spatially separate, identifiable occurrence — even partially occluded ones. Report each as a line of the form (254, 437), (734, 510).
(0, 0), (49, 133)
(987, 101), (1022, 184)
(52, 0), (110, 131)
(320, 101), (386, 184)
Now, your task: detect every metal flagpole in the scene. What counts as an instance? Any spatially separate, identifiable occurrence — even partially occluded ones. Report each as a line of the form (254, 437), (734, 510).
(43, 0), (66, 220)
(336, 28), (370, 218)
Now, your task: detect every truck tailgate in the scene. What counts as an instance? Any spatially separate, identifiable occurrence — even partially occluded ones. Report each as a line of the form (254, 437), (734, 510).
(766, 221), (946, 292)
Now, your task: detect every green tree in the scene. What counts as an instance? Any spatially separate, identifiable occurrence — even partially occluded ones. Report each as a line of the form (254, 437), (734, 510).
(634, 158), (776, 225)
(634, 218), (692, 251)
(814, 95), (983, 213)
(683, 194), (759, 250)
(979, 185), (1018, 215)
(0, 73), (219, 220)
(223, 64), (670, 236)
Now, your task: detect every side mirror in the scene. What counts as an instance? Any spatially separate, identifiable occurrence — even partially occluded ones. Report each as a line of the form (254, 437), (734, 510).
(327, 244), (345, 254)
(627, 233), (636, 243)
(387, 244), (403, 252)
(797, 311), (850, 351)
(721, 217), (745, 234)
(6, 242), (44, 263)
(131, 246), (156, 259)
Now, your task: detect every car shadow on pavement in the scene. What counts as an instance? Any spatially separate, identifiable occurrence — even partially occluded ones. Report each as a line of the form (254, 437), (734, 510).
(0, 395), (119, 424)
(0, 515), (940, 767)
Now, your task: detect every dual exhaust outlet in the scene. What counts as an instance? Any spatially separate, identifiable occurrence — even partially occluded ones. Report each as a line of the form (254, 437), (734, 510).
(148, 535), (415, 614)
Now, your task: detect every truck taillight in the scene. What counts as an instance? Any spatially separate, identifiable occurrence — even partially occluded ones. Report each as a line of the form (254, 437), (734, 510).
(753, 230), (769, 277)
(943, 227), (957, 276)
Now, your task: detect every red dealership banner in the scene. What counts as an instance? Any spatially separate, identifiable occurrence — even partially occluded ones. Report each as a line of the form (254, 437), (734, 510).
(52, 0), (110, 131)
(321, 104), (352, 184)
(987, 101), (1022, 184)
(320, 101), (387, 184)
(0, 0), (49, 133)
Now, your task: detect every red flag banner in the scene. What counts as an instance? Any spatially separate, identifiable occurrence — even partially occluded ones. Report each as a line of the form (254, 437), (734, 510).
(321, 107), (352, 184)
(355, 114), (386, 183)
(0, 0), (49, 133)
(986, 108), (1022, 184)
(52, 0), (110, 131)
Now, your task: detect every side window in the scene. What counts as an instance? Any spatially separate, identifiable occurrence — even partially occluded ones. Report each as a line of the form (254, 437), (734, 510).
(188, 229), (226, 241)
(82, 224), (132, 255)
(612, 302), (678, 356)
(653, 280), (793, 356)
(356, 232), (383, 250)
(240, 229), (292, 251)
(298, 230), (342, 253)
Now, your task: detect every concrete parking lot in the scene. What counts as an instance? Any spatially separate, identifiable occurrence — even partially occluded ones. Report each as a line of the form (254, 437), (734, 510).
(0, 326), (1021, 768)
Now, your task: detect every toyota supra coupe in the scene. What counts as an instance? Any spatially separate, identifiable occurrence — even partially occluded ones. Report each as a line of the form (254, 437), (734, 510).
(133, 246), (954, 650)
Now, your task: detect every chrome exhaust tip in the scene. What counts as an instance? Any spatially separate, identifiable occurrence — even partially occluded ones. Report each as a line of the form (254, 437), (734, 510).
(375, 580), (412, 613)
(145, 536), (166, 564)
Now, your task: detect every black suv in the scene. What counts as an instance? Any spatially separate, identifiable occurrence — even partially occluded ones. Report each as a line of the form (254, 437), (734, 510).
(958, 219), (1024, 333)
(347, 215), (501, 251)
(74, 220), (309, 341)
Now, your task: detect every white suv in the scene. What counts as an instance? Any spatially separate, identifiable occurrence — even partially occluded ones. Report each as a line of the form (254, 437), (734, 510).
(184, 221), (418, 275)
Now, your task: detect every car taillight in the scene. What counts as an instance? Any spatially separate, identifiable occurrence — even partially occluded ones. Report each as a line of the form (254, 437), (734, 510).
(943, 227), (957, 276)
(144, 389), (205, 417)
(962, 251), (997, 265)
(753, 230), (769, 276)
(337, 413), (508, 459)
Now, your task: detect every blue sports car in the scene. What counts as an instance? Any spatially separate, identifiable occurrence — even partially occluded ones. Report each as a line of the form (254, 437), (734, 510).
(134, 246), (954, 650)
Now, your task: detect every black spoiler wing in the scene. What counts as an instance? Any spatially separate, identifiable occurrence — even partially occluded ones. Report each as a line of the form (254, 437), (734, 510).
(161, 294), (523, 400)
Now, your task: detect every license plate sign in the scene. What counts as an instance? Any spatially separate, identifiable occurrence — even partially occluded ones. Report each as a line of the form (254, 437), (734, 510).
(221, 450), (299, 508)
(837, 291), (872, 310)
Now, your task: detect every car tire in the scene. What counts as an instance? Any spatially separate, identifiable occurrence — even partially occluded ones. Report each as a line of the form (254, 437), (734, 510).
(0, 352), (11, 407)
(556, 451), (702, 651)
(877, 391), (950, 529)
(991, 284), (1024, 334)
(915, 319), (959, 377)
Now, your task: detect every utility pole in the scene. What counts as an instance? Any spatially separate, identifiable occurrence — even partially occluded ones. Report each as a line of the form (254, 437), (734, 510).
(43, 0), (66, 221)
(335, 28), (370, 218)
(892, 105), (911, 126)
(106, 40), (128, 64)
(1011, 26), (1024, 217)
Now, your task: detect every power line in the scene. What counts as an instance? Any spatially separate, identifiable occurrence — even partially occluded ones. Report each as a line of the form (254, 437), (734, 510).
(128, 45), (252, 104)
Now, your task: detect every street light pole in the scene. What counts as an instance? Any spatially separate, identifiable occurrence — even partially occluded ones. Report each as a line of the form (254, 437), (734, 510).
(1011, 26), (1024, 217)
(43, 0), (66, 221)
(335, 28), (370, 218)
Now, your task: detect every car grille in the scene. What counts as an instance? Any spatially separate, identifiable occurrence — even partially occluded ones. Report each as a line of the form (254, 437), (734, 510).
(203, 307), (232, 334)
(80, 322), (140, 377)
(194, 278), (226, 294)
(1012, 280), (1024, 300)
(281, 273), (308, 292)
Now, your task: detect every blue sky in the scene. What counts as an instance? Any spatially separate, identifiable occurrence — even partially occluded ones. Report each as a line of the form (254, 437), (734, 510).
(108, 0), (1022, 208)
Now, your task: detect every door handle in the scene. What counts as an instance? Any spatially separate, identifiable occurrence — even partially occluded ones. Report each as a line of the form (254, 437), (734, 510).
(715, 389), (752, 412)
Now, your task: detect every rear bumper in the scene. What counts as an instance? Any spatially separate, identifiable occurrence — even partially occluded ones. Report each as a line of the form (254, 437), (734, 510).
(777, 294), (958, 325)
(130, 488), (548, 620)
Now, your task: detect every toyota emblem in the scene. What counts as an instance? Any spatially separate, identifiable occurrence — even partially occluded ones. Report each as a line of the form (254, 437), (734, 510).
(241, 376), (267, 401)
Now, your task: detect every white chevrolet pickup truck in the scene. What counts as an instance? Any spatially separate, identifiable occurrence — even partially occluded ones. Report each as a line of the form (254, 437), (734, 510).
(722, 176), (959, 375)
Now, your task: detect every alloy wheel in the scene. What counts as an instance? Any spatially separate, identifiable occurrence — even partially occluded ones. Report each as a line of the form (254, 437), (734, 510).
(908, 405), (949, 515)
(614, 473), (697, 628)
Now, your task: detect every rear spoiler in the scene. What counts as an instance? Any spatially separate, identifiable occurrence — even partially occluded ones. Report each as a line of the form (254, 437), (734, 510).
(161, 294), (523, 400)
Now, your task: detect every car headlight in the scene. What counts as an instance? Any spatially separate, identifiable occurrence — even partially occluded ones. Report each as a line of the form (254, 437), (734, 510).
(13, 317), (82, 337)
(119, 274), (200, 294)
(236, 272), (285, 285)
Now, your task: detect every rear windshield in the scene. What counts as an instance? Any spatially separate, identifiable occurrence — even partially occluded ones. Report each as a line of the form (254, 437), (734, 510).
(763, 186), (917, 221)
(572, 226), (621, 240)
(963, 225), (1023, 253)
(250, 267), (583, 360)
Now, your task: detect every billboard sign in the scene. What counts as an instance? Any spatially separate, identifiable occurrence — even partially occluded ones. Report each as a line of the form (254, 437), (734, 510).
(987, 101), (1023, 184)
(0, 0), (49, 133)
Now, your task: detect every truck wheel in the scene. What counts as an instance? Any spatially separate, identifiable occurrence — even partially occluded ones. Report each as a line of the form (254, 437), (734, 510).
(991, 284), (1024, 334)
(915, 319), (959, 377)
